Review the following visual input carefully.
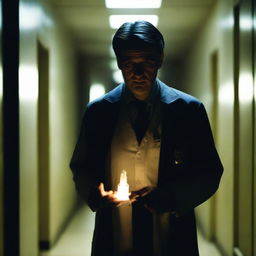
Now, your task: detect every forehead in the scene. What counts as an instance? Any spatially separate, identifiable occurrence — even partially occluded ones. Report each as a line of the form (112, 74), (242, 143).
(119, 49), (160, 61)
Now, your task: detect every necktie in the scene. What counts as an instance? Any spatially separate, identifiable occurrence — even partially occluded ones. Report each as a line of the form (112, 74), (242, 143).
(132, 203), (154, 256)
(133, 100), (150, 144)
(131, 100), (154, 254)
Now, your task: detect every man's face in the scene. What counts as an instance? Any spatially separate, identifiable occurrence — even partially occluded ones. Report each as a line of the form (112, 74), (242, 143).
(118, 49), (163, 101)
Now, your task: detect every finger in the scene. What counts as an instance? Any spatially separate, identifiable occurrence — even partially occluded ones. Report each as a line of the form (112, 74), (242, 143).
(129, 197), (137, 203)
(132, 187), (150, 197)
(98, 182), (106, 196)
(107, 190), (114, 195)
(104, 191), (112, 196)
(129, 192), (139, 200)
(105, 193), (119, 202)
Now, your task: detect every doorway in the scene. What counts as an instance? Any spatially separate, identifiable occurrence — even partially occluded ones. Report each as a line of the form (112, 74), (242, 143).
(37, 41), (50, 250)
(209, 50), (218, 242)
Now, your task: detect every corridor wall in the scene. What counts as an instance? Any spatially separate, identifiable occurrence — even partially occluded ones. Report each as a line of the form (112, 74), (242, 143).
(0, 0), (3, 254)
(233, 0), (255, 255)
(177, 0), (235, 255)
(19, 0), (79, 255)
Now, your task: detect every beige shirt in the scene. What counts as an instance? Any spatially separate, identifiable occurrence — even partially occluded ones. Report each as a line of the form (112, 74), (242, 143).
(110, 114), (162, 255)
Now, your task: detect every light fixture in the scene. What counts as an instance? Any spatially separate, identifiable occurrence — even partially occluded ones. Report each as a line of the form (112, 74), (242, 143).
(113, 70), (123, 84)
(19, 65), (38, 101)
(20, 4), (41, 30)
(109, 15), (158, 29)
(239, 72), (253, 103)
(89, 84), (106, 102)
(110, 59), (118, 70)
(105, 0), (162, 8)
(240, 16), (253, 31)
(219, 82), (234, 105)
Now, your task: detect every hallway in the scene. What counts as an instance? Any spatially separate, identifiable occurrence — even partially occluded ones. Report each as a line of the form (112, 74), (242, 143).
(40, 206), (222, 256)
(40, 206), (95, 256)
(1, 0), (256, 256)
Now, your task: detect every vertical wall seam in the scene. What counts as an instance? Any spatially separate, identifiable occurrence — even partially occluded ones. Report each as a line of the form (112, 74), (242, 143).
(251, 0), (255, 254)
(233, 3), (240, 250)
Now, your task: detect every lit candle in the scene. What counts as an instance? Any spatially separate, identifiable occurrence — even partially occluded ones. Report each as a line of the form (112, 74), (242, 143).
(116, 170), (129, 200)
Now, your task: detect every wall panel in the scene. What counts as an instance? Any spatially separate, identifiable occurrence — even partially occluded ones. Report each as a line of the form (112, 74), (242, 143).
(3, 0), (19, 255)
(234, 0), (254, 255)
(0, 0), (3, 254)
(177, 0), (235, 254)
(19, 0), (79, 255)
(253, 0), (256, 254)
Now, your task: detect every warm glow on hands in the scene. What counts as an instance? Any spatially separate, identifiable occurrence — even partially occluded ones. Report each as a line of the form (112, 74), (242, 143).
(97, 170), (132, 208)
(98, 182), (114, 197)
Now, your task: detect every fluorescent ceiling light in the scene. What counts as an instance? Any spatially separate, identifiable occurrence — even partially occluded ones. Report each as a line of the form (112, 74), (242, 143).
(109, 15), (158, 29)
(105, 0), (162, 8)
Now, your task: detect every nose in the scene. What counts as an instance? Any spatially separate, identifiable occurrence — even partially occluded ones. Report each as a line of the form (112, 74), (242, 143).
(134, 64), (144, 76)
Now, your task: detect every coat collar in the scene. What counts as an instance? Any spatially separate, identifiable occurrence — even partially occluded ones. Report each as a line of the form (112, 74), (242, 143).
(104, 79), (179, 104)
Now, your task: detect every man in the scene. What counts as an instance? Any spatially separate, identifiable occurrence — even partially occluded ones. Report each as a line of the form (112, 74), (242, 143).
(70, 21), (223, 256)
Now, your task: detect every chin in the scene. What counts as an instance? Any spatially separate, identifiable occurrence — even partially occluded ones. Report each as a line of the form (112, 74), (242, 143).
(133, 91), (149, 100)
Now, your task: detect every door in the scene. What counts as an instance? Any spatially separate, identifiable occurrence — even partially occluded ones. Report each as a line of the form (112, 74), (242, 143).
(234, 0), (254, 255)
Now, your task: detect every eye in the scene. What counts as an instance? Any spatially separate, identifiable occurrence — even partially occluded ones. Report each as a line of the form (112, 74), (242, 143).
(143, 61), (156, 69)
(122, 62), (133, 71)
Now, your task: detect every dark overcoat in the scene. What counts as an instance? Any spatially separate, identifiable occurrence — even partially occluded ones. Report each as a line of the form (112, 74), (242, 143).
(70, 80), (223, 256)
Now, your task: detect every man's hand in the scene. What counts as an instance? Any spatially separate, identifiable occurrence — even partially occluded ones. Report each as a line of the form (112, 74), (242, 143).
(130, 186), (157, 212)
(91, 182), (132, 210)
(96, 182), (123, 208)
(130, 186), (155, 199)
(131, 186), (179, 216)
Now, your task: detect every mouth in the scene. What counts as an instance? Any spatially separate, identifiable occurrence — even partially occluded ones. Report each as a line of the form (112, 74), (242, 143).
(133, 80), (147, 84)
(131, 83), (147, 91)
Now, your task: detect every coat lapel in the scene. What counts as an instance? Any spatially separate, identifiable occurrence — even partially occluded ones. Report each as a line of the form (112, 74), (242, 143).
(104, 83), (124, 103)
(100, 83), (124, 134)
(157, 80), (181, 185)
(101, 81), (181, 186)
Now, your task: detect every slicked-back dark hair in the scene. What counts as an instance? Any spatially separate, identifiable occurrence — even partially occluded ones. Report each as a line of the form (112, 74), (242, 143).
(112, 21), (165, 58)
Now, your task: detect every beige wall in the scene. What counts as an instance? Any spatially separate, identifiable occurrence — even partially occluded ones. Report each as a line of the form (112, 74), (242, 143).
(235, 0), (254, 254)
(0, 87), (2, 256)
(19, 0), (79, 255)
(178, 0), (235, 255)
(0, 0), (3, 254)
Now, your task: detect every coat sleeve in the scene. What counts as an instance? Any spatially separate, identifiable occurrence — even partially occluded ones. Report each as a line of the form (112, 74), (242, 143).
(69, 104), (101, 211)
(145, 102), (223, 216)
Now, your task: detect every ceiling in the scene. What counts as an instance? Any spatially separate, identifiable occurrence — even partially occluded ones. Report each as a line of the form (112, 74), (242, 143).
(49, 0), (216, 61)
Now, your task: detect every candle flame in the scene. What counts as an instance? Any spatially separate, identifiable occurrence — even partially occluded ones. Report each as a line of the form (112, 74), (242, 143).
(115, 170), (129, 200)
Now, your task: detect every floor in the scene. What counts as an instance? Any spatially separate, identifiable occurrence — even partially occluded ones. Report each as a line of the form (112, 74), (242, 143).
(40, 205), (222, 256)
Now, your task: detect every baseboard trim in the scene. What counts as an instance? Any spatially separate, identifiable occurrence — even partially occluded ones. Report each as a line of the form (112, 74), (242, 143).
(234, 247), (244, 256)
